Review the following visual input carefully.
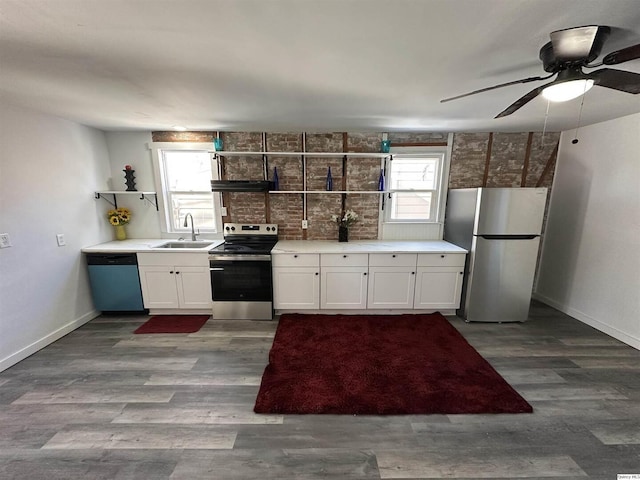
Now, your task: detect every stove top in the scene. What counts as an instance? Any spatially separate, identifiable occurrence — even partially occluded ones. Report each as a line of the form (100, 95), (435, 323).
(209, 242), (277, 255)
(208, 223), (278, 255)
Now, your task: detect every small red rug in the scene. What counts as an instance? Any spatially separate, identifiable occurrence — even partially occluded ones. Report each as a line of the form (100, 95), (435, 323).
(254, 313), (532, 415)
(133, 315), (210, 334)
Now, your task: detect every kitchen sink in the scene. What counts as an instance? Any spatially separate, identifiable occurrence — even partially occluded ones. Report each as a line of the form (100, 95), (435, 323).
(156, 241), (215, 249)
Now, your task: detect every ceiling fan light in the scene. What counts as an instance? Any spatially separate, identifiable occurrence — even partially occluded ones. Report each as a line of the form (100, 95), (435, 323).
(542, 79), (595, 102)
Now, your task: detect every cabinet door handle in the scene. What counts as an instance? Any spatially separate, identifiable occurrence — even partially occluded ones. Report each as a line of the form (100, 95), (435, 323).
(343, 254), (347, 258)
(441, 254), (446, 258)
(392, 254), (396, 258)
(315, 272), (319, 275)
(175, 271), (180, 274)
(411, 272), (415, 275)
(293, 254), (298, 258)
(169, 270), (174, 274)
(363, 272), (367, 276)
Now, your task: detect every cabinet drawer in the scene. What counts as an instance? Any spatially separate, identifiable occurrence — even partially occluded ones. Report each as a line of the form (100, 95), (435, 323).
(368, 253), (417, 267)
(272, 253), (319, 267)
(137, 252), (209, 267)
(417, 253), (466, 267)
(321, 253), (368, 267)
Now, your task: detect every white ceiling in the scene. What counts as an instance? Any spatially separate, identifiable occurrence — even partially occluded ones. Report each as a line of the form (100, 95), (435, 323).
(1, 0), (639, 133)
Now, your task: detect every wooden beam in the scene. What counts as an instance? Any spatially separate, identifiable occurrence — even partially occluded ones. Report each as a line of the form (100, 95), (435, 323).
(342, 133), (348, 213)
(536, 141), (559, 187)
(521, 132), (534, 187)
(482, 133), (493, 187)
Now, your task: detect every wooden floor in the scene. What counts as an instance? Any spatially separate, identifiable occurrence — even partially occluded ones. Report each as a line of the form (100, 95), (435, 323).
(1, 301), (639, 479)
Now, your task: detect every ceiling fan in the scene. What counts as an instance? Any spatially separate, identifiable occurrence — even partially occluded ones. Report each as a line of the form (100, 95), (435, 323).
(441, 25), (640, 118)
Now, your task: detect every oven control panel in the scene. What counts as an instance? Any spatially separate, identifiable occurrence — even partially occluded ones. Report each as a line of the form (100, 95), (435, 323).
(223, 223), (278, 236)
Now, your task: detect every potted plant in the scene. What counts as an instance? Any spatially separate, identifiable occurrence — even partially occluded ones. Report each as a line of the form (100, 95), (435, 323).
(331, 209), (358, 242)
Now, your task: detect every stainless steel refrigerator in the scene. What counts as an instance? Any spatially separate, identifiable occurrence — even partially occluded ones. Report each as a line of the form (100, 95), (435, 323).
(444, 187), (547, 322)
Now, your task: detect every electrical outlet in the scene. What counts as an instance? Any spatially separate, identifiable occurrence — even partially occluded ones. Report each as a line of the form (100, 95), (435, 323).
(220, 206), (228, 216)
(302, 220), (308, 229)
(0, 233), (11, 248)
(56, 234), (66, 246)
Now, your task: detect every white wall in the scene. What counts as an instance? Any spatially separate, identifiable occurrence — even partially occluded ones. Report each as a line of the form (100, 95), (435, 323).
(0, 102), (112, 371)
(536, 113), (640, 349)
(104, 131), (162, 238)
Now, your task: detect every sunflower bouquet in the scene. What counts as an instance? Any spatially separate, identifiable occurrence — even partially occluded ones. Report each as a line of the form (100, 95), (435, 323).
(107, 208), (131, 226)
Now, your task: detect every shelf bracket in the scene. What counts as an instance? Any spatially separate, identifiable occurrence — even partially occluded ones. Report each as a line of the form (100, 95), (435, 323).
(140, 193), (159, 211)
(94, 192), (117, 209)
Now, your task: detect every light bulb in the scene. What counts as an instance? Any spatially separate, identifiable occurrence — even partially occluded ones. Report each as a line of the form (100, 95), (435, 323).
(542, 79), (594, 102)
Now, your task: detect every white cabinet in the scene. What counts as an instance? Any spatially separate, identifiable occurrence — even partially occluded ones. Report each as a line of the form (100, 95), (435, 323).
(272, 254), (320, 309)
(414, 253), (465, 309)
(367, 253), (417, 309)
(272, 248), (466, 313)
(137, 253), (211, 310)
(320, 254), (368, 309)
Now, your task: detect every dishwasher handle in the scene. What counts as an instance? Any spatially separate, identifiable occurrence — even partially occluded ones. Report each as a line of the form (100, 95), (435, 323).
(86, 253), (138, 265)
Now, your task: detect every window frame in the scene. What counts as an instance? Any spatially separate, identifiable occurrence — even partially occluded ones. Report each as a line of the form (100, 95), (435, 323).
(150, 142), (223, 235)
(382, 145), (451, 225)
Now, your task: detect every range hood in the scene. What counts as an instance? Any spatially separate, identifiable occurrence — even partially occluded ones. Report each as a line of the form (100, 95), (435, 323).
(211, 180), (273, 192)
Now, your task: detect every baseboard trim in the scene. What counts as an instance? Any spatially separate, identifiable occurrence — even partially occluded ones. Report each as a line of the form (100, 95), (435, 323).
(0, 309), (100, 372)
(533, 293), (640, 350)
(275, 309), (457, 316)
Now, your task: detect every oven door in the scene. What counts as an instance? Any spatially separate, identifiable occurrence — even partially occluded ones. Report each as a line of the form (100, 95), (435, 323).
(209, 254), (273, 302)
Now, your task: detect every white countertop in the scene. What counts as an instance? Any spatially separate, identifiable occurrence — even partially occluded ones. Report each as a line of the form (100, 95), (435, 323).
(272, 240), (467, 254)
(81, 239), (223, 253)
(83, 239), (466, 254)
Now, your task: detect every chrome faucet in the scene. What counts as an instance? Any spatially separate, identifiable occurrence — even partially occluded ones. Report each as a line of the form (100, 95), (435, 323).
(183, 213), (199, 241)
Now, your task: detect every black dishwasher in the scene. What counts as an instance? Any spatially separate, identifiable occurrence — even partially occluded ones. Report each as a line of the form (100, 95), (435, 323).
(86, 253), (146, 313)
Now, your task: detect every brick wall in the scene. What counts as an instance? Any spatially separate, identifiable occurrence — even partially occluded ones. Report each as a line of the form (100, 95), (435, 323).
(152, 130), (560, 240)
(449, 132), (560, 189)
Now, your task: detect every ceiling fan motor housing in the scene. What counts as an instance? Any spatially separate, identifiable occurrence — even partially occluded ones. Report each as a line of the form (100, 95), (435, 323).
(539, 25), (611, 72)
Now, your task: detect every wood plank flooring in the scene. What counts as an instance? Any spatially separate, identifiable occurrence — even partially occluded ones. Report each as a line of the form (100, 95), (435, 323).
(1, 301), (639, 479)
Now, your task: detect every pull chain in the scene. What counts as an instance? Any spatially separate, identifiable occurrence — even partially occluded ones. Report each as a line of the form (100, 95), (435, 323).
(541, 99), (551, 148)
(572, 85), (589, 144)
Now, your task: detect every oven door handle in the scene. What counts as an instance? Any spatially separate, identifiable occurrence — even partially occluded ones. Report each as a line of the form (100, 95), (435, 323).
(208, 255), (272, 261)
(209, 267), (225, 271)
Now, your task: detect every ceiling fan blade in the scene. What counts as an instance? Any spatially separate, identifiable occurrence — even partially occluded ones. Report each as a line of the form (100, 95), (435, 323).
(494, 81), (555, 118)
(440, 75), (552, 103)
(550, 25), (609, 62)
(603, 43), (640, 65)
(588, 68), (640, 94)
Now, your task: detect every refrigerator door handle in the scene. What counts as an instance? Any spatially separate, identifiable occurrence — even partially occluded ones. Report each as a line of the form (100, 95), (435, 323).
(478, 234), (539, 240)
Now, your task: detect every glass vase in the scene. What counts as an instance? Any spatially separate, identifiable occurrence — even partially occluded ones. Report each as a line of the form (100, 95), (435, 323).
(338, 226), (348, 243)
(115, 225), (127, 241)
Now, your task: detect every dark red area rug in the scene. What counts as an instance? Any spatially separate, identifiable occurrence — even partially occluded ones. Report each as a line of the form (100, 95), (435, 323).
(134, 315), (210, 334)
(254, 313), (532, 415)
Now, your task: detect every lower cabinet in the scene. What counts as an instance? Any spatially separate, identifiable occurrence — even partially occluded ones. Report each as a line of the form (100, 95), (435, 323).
(414, 267), (464, 309)
(273, 267), (320, 309)
(413, 253), (465, 309)
(272, 254), (320, 309)
(321, 254), (368, 309)
(367, 253), (417, 309)
(137, 253), (211, 310)
(272, 250), (466, 312)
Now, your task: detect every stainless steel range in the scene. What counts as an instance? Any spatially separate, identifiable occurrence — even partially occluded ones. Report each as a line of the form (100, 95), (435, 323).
(208, 223), (278, 320)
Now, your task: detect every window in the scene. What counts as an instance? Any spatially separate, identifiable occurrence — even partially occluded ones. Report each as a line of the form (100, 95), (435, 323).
(384, 148), (447, 223)
(152, 144), (221, 234)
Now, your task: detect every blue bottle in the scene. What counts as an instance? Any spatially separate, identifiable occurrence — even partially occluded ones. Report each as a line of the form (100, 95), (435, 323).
(378, 169), (385, 191)
(273, 166), (279, 191)
(326, 167), (333, 191)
